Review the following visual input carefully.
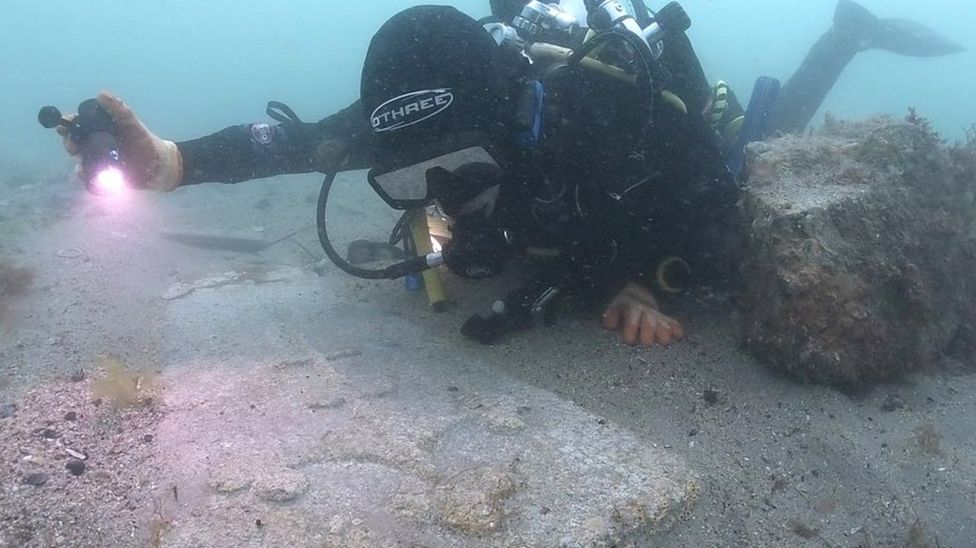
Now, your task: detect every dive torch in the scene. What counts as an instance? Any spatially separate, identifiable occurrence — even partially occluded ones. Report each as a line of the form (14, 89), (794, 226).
(38, 99), (127, 194)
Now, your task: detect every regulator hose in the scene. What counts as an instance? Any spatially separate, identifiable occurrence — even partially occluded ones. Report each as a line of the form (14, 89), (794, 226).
(316, 160), (439, 280)
(571, 27), (662, 115)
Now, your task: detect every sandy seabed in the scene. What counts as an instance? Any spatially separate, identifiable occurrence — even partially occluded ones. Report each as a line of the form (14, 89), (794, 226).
(1, 168), (974, 547)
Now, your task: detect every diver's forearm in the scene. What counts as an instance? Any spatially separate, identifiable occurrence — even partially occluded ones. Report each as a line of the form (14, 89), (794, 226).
(177, 100), (374, 185)
(177, 124), (295, 185)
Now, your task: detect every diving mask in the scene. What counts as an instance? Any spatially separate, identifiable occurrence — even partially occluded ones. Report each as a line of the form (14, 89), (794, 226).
(367, 134), (506, 213)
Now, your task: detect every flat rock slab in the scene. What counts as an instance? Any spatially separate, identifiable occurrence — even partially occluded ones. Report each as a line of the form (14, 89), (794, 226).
(151, 266), (696, 547)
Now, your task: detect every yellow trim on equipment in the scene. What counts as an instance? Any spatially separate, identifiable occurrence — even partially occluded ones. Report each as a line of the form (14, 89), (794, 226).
(723, 115), (745, 144)
(410, 211), (448, 311)
(656, 256), (691, 294)
(578, 56), (637, 83)
(661, 90), (688, 114)
(526, 43), (688, 114)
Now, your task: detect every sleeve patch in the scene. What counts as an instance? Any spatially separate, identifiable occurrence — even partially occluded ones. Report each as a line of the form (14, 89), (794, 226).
(249, 123), (274, 146)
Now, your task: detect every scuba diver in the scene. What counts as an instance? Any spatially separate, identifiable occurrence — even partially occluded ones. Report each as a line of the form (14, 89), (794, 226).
(53, 1), (964, 348)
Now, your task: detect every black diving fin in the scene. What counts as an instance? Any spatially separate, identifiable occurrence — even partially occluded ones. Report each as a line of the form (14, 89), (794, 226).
(769, 1), (965, 135)
(835, 0), (965, 57)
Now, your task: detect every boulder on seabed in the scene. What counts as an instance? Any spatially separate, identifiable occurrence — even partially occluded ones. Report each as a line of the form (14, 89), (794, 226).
(738, 115), (976, 385)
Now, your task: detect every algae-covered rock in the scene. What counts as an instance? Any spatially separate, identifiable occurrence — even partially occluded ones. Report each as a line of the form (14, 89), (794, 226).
(434, 465), (515, 534)
(739, 116), (976, 384)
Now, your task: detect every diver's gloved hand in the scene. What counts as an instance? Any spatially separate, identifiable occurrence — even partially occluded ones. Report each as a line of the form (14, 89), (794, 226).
(58, 91), (183, 191)
(602, 282), (685, 347)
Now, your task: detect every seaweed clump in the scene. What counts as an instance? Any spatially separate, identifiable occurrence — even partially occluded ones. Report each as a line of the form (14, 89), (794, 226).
(905, 107), (941, 142)
(913, 422), (942, 456)
(92, 356), (158, 408)
(0, 260), (34, 324)
(949, 123), (976, 176)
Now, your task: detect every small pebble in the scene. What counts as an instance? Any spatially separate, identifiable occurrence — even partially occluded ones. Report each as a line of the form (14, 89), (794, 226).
(41, 428), (59, 439)
(255, 470), (309, 502)
(25, 473), (49, 486)
(64, 411), (78, 421)
(66, 459), (86, 476)
(312, 259), (330, 276)
(56, 248), (83, 259)
(324, 348), (363, 362)
(703, 389), (721, 405)
(70, 369), (86, 382)
(255, 519), (264, 528)
(0, 403), (16, 419)
(881, 394), (906, 412)
(142, 434), (153, 443)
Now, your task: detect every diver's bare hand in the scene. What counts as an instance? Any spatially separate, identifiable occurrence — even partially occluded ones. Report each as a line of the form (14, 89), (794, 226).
(602, 282), (685, 347)
(56, 91), (183, 191)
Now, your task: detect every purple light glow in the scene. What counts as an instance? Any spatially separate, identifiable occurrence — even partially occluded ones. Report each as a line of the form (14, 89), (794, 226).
(92, 167), (127, 194)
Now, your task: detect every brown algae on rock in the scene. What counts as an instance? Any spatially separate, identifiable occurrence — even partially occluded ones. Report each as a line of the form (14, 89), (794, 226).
(92, 356), (158, 408)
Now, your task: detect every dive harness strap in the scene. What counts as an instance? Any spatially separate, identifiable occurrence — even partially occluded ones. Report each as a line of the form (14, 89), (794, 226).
(266, 101), (304, 124)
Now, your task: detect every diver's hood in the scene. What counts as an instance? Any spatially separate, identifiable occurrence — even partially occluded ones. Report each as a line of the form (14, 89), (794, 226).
(360, 6), (514, 210)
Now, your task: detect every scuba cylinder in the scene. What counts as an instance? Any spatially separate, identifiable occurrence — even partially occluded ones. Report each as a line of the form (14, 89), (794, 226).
(511, 1), (581, 45)
(488, 0), (691, 111)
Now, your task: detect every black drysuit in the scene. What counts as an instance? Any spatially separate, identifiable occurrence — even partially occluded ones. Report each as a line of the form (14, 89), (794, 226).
(175, 31), (738, 291)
